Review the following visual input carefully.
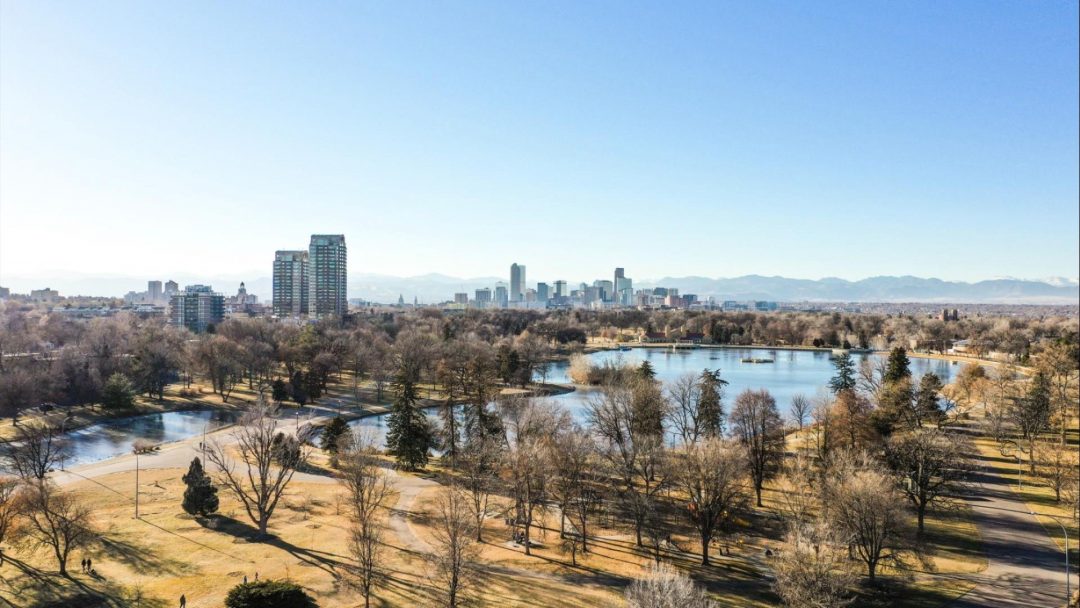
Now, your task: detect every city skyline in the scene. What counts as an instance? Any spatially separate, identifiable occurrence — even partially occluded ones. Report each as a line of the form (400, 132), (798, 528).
(2, 2), (1077, 283)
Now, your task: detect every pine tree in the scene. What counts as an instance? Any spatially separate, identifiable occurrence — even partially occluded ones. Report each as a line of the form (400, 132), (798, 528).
(884, 348), (912, 384)
(102, 372), (136, 410)
(637, 360), (656, 381)
(322, 416), (349, 453)
(915, 372), (945, 427)
(697, 369), (728, 437)
(182, 457), (219, 517)
(386, 367), (433, 471)
(828, 353), (857, 395)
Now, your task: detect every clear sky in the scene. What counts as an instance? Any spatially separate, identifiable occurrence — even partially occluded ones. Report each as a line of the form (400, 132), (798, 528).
(2, 1), (1077, 285)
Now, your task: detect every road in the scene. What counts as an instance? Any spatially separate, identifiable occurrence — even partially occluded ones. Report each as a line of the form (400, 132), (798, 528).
(952, 453), (1074, 607)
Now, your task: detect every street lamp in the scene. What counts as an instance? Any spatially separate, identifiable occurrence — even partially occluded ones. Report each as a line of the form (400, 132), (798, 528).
(133, 448), (140, 519)
(1032, 511), (1071, 604)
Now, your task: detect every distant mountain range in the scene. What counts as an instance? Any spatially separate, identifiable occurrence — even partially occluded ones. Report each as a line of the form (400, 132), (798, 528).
(2, 272), (1077, 305)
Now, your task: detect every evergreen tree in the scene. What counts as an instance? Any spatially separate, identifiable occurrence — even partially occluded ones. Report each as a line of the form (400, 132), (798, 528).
(386, 367), (433, 470)
(637, 360), (656, 381)
(321, 416), (349, 453)
(915, 372), (945, 427)
(697, 369), (728, 437)
(181, 457), (219, 517)
(271, 379), (289, 404)
(884, 348), (912, 384)
(225, 580), (316, 608)
(828, 353), (857, 395)
(101, 372), (136, 410)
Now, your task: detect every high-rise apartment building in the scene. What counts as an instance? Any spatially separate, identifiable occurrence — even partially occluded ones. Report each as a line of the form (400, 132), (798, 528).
(273, 250), (309, 317)
(170, 285), (224, 333)
(510, 263), (526, 302)
(164, 280), (179, 297)
(307, 234), (347, 317)
(148, 280), (163, 303)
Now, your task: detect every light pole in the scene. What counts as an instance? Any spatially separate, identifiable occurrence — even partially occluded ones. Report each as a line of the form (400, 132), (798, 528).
(1033, 511), (1071, 604)
(133, 449), (140, 519)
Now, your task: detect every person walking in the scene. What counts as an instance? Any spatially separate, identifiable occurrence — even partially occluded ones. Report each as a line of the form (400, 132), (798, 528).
(243, 575), (247, 584)
(179, 594), (186, 608)
(80, 558), (86, 573)
(86, 557), (92, 573)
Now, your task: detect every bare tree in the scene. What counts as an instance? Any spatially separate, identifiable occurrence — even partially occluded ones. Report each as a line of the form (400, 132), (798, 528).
(0, 477), (20, 558)
(6, 421), (70, 482)
(23, 482), (94, 576)
(677, 437), (748, 565)
(205, 399), (308, 536)
(827, 464), (907, 581)
(730, 389), (785, 507)
(776, 454), (818, 537)
(588, 383), (669, 547)
(666, 373), (702, 445)
(884, 428), (972, 535)
(1035, 442), (1079, 503)
(773, 520), (854, 608)
(428, 485), (479, 608)
(499, 397), (567, 556)
(551, 425), (598, 552)
(457, 430), (501, 542)
(339, 429), (392, 608)
(625, 562), (715, 608)
(789, 394), (810, 433)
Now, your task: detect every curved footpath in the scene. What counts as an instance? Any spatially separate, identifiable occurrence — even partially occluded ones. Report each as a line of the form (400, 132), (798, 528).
(951, 443), (1074, 607)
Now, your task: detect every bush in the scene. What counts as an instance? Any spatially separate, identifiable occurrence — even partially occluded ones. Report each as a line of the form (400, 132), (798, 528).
(224, 580), (317, 608)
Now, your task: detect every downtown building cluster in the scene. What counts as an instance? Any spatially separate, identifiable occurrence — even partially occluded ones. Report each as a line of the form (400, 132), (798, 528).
(445, 264), (706, 310)
(272, 234), (348, 318)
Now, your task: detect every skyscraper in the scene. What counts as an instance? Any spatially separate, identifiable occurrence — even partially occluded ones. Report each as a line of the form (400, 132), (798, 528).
(495, 283), (509, 308)
(510, 263), (526, 302)
(148, 280), (162, 303)
(308, 234), (347, 317)
(170, 285), (224, 333)
(554, 280), (567, 298)
(273, 250), (309, 317)
(536, 282), (549, 302)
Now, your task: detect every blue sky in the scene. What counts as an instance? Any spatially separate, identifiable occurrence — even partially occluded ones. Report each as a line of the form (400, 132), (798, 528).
(1, 1), (1077, 285)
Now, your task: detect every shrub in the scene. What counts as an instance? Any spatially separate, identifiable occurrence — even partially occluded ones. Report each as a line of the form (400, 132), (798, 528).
(224, 580), (317, 608)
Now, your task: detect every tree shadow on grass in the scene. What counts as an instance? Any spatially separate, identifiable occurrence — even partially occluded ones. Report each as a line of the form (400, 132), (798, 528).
(96, 533), (195, 577)
(212, 515), (350, 578)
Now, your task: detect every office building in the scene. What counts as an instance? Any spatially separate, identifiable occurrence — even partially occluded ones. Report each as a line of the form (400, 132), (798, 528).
(164, 280), (179, 297)
(495, 283), (509, 308)
(170, 285), (224, 333)
(510, 263), (526, 302)
(273, 250), (309, 317)
(148, 280), (163, 303)
(475, 288), (492, 305)
(536, 282), (550, 302)
(454, 292), (468, 305)
(554, 280), (567, 298)
(308, 234), (347, 317)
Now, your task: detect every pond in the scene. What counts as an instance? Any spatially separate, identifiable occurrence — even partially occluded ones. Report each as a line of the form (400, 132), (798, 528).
(352, 347), (960, 448)
(58, 410), (240, 467)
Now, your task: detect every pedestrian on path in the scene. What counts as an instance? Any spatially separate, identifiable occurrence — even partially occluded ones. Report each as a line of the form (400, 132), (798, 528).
(80, 558), (86, 573)
(179, 594), (186, 608)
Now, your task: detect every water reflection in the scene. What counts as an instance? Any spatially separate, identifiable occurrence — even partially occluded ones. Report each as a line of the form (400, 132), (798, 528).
(62, 410), (239, 467)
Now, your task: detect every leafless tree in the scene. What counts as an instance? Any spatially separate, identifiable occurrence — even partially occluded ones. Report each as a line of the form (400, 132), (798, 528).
(1035, 442), (1079, 503)
(5, 421), (70, 482)
(428, 485), (479, 608)
(0, 477), (21, 558)
(551, 425), (599, 553)
(772, 520), (854, 608)
(498, 397), (567, 556)
(676, 437), (748, 565)
(730, 389), (785, 507)
(625, 562), (715, 608)
(776, 454), (818, 537)
(789, 393), (810, 433)
(666, 373), (702, 445)
(339, 429), (392, 608)
(588, 383), (669, 547)
(457, 429), (501, 542)
(22, 482), (95, 576)
(884, 428), (972, 535)
(205, 399), (308, 536)
(827, 463), (907, 581)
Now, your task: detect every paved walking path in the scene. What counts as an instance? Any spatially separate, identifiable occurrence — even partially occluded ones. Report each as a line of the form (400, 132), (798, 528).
(952, 454), (1073, 607)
